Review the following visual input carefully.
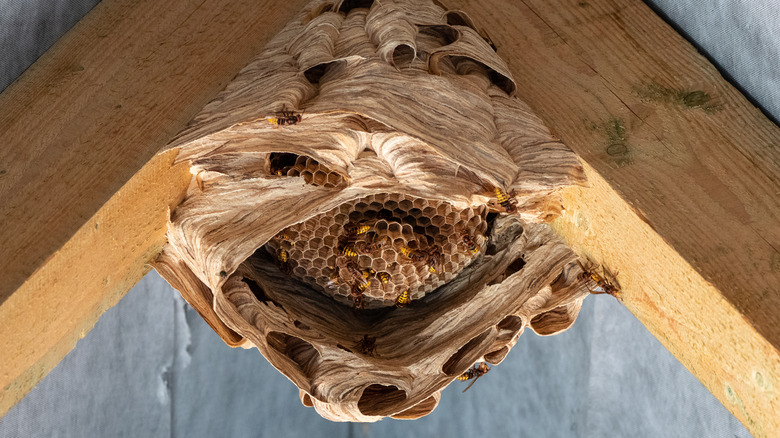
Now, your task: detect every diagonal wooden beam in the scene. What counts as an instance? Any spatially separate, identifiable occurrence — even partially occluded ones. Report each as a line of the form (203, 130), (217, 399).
(1, 0), (778, 435)
(442, 0), (780, 435)
(0, 0), (308, 417)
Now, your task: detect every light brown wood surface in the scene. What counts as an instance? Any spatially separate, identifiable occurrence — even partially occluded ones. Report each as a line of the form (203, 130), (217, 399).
(0, 0), (308, 417)
(0, 0), (777, 434)
(441, 0), (780, 435)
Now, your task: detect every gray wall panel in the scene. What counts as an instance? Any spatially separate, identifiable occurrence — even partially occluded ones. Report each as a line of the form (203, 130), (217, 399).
(1, 1), (771, 436)
(645, 0), (780, 121)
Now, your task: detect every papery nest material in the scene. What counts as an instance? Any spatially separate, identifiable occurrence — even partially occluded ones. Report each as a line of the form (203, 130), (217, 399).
(154, 0), (590, 422)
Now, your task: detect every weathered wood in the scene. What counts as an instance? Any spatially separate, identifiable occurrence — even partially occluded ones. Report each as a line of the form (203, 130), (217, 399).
(1, 0), (777, 434)
(441, 0), (780, 435)
(0, 0), (308, 417)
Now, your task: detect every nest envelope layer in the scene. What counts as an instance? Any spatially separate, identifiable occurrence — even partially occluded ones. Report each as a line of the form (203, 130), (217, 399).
(154, 0), (590, 422)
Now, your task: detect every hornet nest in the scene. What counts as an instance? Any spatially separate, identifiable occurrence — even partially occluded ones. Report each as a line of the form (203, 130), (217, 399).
(155, 0), (593, 422)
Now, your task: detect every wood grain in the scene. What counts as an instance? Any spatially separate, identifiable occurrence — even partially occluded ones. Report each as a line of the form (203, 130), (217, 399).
(1, 0), (777, 433)
(0, 0), (307, 417)
(440, 0), (780, 435)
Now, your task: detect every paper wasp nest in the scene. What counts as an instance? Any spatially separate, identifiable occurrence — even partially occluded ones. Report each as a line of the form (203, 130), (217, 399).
(155, 0), (591, 422)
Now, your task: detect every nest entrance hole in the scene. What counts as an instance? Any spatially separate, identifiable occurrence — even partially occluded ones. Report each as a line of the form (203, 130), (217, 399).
(268, 152), (344, 187)
(441, 327), (494, 376)
(484, 346), (509, 364)
(338, 0), (374, 14)
(243, 278), (272, 304)
(357, 384), (407, 417)
(530, 304), (579, 336)
(390, 394), (438, 420)
(496, 315), (524, 337)
(266, 331), (320, 378)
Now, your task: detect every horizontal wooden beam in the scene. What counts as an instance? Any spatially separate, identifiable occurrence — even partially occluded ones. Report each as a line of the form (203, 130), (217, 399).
(443, 0), (780, 435)
(0, 0), (308, 417)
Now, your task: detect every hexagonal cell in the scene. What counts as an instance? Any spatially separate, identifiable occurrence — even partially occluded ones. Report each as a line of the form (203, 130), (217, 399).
(380, 247), (397, 262)
(404, 239), (420, 250)
(439, 223), (454, 235)
(370, 257), (388, 272)
(355, 254), (371, 267)
(330, 172), (345, 185)
(309, 266), (323, 278)
(444, 212), (458, 225)
(338, 203), (352, 215)
(429, 214), (445, 227)
(387, 222), (402, 237)
(374, 220), (389, 233)
(398, 199), (413, 210)
(293, 155), (307, 167)
(416, 216), (431, 227)
(400, 264), (415, 277)
(375, 208), (393, 221)
(318, 246), (331, 259)
(323, 235), (338, 248)
(412, 198), (427, 209)
(320, 214), (335, 227)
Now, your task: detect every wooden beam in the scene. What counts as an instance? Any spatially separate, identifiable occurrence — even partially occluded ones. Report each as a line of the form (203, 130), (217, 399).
(1, 0), (778, 435)
(0, 0), (308, 417)
(442, 0), (779, 435)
